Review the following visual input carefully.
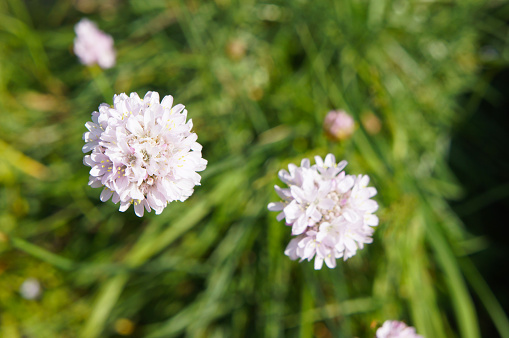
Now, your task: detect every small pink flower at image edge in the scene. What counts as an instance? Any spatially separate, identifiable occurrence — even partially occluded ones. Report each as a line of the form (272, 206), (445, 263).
(376, 320), (424, 338)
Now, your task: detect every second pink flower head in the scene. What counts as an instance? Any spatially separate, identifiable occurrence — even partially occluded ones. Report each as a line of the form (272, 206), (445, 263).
(74, 18), (116, 69)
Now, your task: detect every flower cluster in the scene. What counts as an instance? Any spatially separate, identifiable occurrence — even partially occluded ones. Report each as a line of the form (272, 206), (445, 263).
(74, 18), (116, 69)
(376, 320), (423, 338)
(268, 154), (378, 269)
(83, 91), (207, 217)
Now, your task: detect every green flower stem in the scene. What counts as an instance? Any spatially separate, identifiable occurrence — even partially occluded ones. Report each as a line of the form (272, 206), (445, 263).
(88, 65), (113, 102)
(299, 269), (314, 338)
(80, 274), (129, 338)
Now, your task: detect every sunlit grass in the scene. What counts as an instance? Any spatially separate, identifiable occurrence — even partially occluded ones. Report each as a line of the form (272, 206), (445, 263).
(0, 0), (508, 337)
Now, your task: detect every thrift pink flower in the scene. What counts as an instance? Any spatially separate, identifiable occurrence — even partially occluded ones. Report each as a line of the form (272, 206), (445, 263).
(268, 154), (378, 269)
(376, 320), (423, 338)
(74, 18), (115, 69)
(19, 278), (42, 300)
(323, 110), (355, 141)
(83, 91), (207, 217)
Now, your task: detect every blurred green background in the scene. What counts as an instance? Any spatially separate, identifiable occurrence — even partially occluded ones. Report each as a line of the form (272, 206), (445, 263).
(1, 0), (508, 337)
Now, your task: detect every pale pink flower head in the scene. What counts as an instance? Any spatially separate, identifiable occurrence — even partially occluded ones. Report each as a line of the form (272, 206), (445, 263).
(376, 320), (423, 338)
(268, 154), (378, 269)
(74, 18), (115, 69)
(19, 278), (42, 300)
(83, 91), (207, 217)
(323, 110), (355, 141)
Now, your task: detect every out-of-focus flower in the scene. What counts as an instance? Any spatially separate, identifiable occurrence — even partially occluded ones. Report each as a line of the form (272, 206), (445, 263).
(226, 39), (247, 61)
(19, 278), (41, 300)
(114, 318), (135, 336)
(74, 18), (115, 69)
(268, 154), (378, 269)
(83, 91), (207, 217)
(323, 110), (355, 141)
(361, 111), (382, 135)
(376, 320), (423, 338)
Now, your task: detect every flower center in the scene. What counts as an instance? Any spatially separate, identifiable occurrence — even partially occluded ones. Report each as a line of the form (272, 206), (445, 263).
(320, 191), (345, 221)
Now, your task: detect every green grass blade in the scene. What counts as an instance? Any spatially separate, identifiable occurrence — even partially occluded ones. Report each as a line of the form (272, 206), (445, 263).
(461, 259), (509, 338)
(10, 236), (74, 271)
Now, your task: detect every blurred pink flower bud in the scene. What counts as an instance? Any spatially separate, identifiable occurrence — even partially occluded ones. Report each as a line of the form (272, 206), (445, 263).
(19, 278), (41, 300)
(73, 18), (116, 69)
(323, 110), (355, 141)
(361, 111), (382, 135)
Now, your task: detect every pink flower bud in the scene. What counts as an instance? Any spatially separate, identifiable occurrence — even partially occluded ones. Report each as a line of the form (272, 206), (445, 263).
(323, 110), (355, 141)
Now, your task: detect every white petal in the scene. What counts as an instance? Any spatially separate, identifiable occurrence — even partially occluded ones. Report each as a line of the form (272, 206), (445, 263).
(314, 155), (324, 167)
(283, 200), (302, 221)
(82, 142), (96, 153)
(365, 214), (379, 226)
(171, 103), (185, 115)
(324, 255), (336, 269)
(337, 176), (354, 193)
(112, 192), (120, 204)
(161, 95), (174, 109)
(314, 256), (324, 270)
(89, 178), (103, 188)
(119, 201), (131, 212)
(143, 91), (160, 106)
(366, 187), (377, 198)
(284, 238), (301, 260)
(324, 154), (336, 167)
(274, 185), (291, 200)
(343, 209), (359, 223)
(126, 117), (143, 136)
(336, 160), (347, 172)
(290, 186), (306, 204)
(276, 212), (285, 222)
(291, 216), (308, 235)
(134, 200), (145, 217)
(303, 241), (316, 259)
(100, 188), (113, 202)
(268, 202), (284, 212)
(301, 158), (310, 168)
